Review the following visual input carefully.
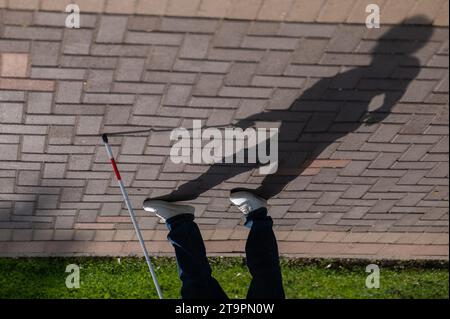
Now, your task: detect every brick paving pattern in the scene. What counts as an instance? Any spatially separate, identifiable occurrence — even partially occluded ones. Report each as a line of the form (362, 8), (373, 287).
(0, 1), (448, 259)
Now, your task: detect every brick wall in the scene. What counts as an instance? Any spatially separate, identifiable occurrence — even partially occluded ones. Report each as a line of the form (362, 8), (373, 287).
(0, 2), (448, 259)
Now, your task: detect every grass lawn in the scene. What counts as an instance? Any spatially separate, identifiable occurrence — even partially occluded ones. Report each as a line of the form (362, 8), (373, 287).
(0, 257), (448, 299)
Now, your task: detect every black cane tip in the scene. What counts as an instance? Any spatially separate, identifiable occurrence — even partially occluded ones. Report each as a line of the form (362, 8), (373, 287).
(101, 134), (108, 143)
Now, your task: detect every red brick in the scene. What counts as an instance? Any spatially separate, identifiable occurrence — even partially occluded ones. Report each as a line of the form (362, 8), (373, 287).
(0, 78), (54, 91)
(0, 53), (28, 77)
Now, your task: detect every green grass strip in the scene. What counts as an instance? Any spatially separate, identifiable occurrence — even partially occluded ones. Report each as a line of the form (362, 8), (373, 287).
(0, 257), (448, 299)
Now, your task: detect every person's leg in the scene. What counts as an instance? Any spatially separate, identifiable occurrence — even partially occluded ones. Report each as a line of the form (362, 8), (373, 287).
(229, 192), (285, 299)
(244, 208), (285, 299)
(166, 213), (228, 299)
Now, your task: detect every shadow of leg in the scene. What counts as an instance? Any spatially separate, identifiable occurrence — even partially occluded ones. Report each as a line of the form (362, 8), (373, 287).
(153, 163), (255, 202)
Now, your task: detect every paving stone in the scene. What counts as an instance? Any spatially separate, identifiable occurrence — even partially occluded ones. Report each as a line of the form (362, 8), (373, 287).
(180, 34), (211, 59)
(86, 70), (113, 93)
(0, 103), (23, 123)
(61, 56), (117, 69)
(287, 0), (325, 22)
(208, 48), (264, 62)
(30, 68), (85, 80)
(84, 94), (135, 105)
(116, 58), (146, 82)
(43, 163), (66, 179)
(126, 32), (183, 46)
(285, 65), (339, 77)
(8, 0), (39, 10)
(56, 81), (83, 104)
(0, 144), (18, 163)
(0, 40), (29, 53)
(327, 25), (366, 52)
(67, 155), (91, 172)
(133, 95), (160, 115)
(369, 153), (401, 169)
(293, 38), (329, 64)
(258, 51), (291, 75)
(164, 85), (192, 106)
(4, 26), (62, 40)
(30, 42), (60, 66)
(401, 80), (437, 102)
(278, 23), (336, 38)
(194, 74), (223, 96)
(214, 21), (248, 47)
(0, 53), (28, 77)
(48, 126), (73, 144)
(242, 36), (298, 50)
(63, 29), (92, 55)
(220, 86), (272, 99)
(85, 180), (109, 195)
(147, 46), (178, 70)
(229, 0), (262, 20)
(75, 0), (105, 12)
(77, 116), (103, 135)
(105, 0), (135, 13)
(369, 125), (402, 143)
(225, 62), (257, 86)
(166, 0), (200, 16)
(400, 144), (432, 162)
(36, 11), (90, 27)
(258, 0), (294, 21)
(136, 0), (167, 15)
(97, 16), (128, 43)
(317, 0), (358, 22)
(22, 135), (46, 153)
(381, 0), (417, 24)
(434, 1), (449, 26)
(321, 53), (372, 66)
(145, 72), (194, 85)
(198, 0), (232, 18)
(174, 60), (230, 73)
(55, 216), (75, 229)
(3, 10), (33, 25)
(160, 17), (217, 33)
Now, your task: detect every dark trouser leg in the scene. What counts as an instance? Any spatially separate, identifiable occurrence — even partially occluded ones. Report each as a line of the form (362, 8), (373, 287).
(166, 214), (228, 299)
(245, 208), (285, 299)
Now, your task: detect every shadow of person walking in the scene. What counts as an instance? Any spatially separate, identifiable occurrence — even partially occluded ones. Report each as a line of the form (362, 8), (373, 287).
(155, 16), (434, 202)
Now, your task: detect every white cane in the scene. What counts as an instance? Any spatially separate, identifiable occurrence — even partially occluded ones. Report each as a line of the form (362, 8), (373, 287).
(101, 134), (163, 299)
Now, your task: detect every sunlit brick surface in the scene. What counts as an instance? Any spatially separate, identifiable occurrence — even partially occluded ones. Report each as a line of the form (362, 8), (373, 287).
(0, 3), (448, 259)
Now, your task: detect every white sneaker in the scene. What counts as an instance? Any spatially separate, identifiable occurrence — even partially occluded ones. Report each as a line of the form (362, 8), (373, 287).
(229, 191), (267, 216)
(143, 199), (194, 222)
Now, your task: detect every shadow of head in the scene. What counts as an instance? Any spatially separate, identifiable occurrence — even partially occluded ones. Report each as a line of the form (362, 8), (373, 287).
(371, 15), (434, 55)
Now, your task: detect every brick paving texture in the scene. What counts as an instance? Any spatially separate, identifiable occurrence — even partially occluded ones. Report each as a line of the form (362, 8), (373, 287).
(0, 0), (448, 259)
